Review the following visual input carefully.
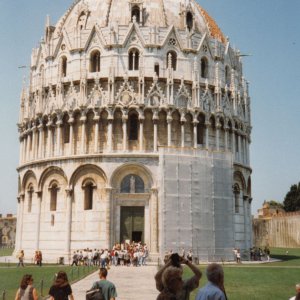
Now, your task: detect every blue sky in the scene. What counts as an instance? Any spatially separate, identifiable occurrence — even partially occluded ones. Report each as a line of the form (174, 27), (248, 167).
(0, 0), (299, 215)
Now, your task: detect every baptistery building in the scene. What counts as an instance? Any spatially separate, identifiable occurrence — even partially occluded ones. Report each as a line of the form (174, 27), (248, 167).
(15, 0), (252, 262)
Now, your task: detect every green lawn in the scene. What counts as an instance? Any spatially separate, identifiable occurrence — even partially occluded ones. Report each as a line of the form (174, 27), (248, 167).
(184, 247), (300, 300)
(0, 247), (13, 257)
(0, 265), (97, 300)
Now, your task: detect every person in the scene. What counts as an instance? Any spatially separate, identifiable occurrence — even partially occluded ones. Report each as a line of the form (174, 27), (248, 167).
(48, 271), (74, 300)
(155, 253), (201, 300)
(17, 250), (25, 267)
(90, 268), (117, 300)
(236, 249), (241, 263)
(15, 274), (38, 300)
(289, 283), (300, 300)
(71, 251), (78, 266)
(195, 263), (227, 300)
(156, 266), (182, 300)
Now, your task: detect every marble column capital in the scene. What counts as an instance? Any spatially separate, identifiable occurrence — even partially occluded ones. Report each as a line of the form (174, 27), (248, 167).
(35, 191), (43, 198)
(65, 188), (73, 197)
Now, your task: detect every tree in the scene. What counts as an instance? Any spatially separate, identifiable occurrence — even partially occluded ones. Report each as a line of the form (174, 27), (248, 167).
(283, 183), (300, 212)
(267, 200), (284, 209)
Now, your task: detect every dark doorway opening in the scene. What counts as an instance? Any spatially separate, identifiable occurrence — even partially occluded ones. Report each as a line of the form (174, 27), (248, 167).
(120, 206), (144, 243)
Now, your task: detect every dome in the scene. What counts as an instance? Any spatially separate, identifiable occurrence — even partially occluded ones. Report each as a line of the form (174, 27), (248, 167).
(54, 0), (225, 43)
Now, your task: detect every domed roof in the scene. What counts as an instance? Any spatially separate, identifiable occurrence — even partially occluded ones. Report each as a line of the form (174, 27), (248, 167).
(55, 0), (225, 43)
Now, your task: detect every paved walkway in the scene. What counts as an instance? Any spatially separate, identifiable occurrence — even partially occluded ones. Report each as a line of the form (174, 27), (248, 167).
(71, 265), (159, 300)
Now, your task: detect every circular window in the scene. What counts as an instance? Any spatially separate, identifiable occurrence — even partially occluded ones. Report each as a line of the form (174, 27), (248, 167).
(168, 38), (177, 46)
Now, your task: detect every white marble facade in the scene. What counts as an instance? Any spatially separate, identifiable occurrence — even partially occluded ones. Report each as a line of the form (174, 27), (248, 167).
(15, 0), (252, 262)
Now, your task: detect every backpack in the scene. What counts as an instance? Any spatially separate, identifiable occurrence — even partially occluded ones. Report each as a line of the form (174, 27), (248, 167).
(86, 288), (105, 300)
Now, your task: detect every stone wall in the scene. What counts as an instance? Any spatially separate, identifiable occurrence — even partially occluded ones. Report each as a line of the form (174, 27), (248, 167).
(253, 212), (300, 248)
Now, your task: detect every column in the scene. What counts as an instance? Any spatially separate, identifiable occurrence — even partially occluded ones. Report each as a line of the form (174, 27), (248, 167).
(108, 119), (113, 152)
(23, 135), (27, 163)
(247, 137), (250, 165)
(27, 130), (32, 161)
(232, 129), (235, 158)
(139, 120), (144, 151)
(15, 196), (21, 251)
(193, 121), (198, 149)
(94, 115), (100, 153)
(19, 137), (23, 164)
(35, 191), (42, 250)
(38, 125), (44, 159)
(68, 118), (74, 156)
(238, 133), (241, 162)
(105, 188), (112, 249)
(18, 194), (25, 250)
(181, 122), (185, 148)
(65, 189), (73, 254)
(167, 116), (172, 147)
(32, 127), (37, 160)
(122, 117), (127, 151)
(47, 122), (52, 157)
(153, 120), (158, 152)
(80, 114), (87, 154)
(150, 188), (159, 253)
(205, 122), (210, 149)
(56, 119), (62, 156)
(224, 127), (229, 151)
(216, 123), (220, 151)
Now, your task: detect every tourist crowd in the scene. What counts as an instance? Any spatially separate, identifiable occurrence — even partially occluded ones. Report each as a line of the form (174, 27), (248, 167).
(71, 242), (149, 268)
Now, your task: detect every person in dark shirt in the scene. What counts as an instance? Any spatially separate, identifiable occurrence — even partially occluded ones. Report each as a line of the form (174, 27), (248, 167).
(48, 271), (74, 300)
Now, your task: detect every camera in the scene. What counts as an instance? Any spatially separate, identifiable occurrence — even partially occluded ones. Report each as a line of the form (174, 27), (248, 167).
(170, 253), (181, 268)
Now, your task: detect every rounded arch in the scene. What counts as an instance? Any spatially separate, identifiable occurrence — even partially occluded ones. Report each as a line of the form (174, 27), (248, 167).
(166, 50), (177, 70)
(233, 171), (246, 192)
(128, 47), (140, 71)
(59, 55), (68, 77)
(201, 56), (209, 78)
(21, 170), (37, 192)
(69, 164), (107, 189)
(38, 166), (67, 191)
(110, 163), (154, 191)
(89, 49), (101, 73)
(247, 176), (252, 196)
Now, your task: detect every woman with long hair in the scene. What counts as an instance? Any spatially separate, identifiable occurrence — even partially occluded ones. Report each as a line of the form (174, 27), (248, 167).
(15, 274), (38, 300)
(48, 271), (74, 300)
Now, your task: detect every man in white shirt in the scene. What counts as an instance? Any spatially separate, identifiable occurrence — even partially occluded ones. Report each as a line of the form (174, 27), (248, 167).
(289, 283), (300, 300)
(195, 263), (227, 300)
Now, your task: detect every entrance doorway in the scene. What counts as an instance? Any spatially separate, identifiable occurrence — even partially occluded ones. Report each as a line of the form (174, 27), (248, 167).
(120, 206), (144, 243)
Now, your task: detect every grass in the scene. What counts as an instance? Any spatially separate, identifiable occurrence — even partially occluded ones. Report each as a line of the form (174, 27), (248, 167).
(0, 265), (98, 300)
(0, 247), (13, 257)
(183, 247), (300, 300)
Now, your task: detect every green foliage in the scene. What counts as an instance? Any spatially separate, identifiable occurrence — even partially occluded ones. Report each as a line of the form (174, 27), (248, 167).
(184, 247), (300, 300)
(283, 183), (300, 212)
(267, 200), (283, 209)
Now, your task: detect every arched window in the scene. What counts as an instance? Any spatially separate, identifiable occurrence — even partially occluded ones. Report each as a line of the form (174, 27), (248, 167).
(131, 6), (140, 23)
(61, 56), (67, 77)
(197, 114), (205, 145)
(233, 184), (240, 213)
(27, 186), (34, 213)
(77, 12), (87, 30)
(201, 57), (208, 78)
(49, 183), (58, 211)
(186, 11), (193, 31)
(63, 114), (70, 144)
(121, 174), (145, 193)
(154, 63), (160, 77)
(90, 50), (101, 72)
(128, 48), (140, 71)
(84, 181), (94, 210)
(166, 51), (177, 70)
(225, 65), (230, 86)
(128, 113), (139, 140)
